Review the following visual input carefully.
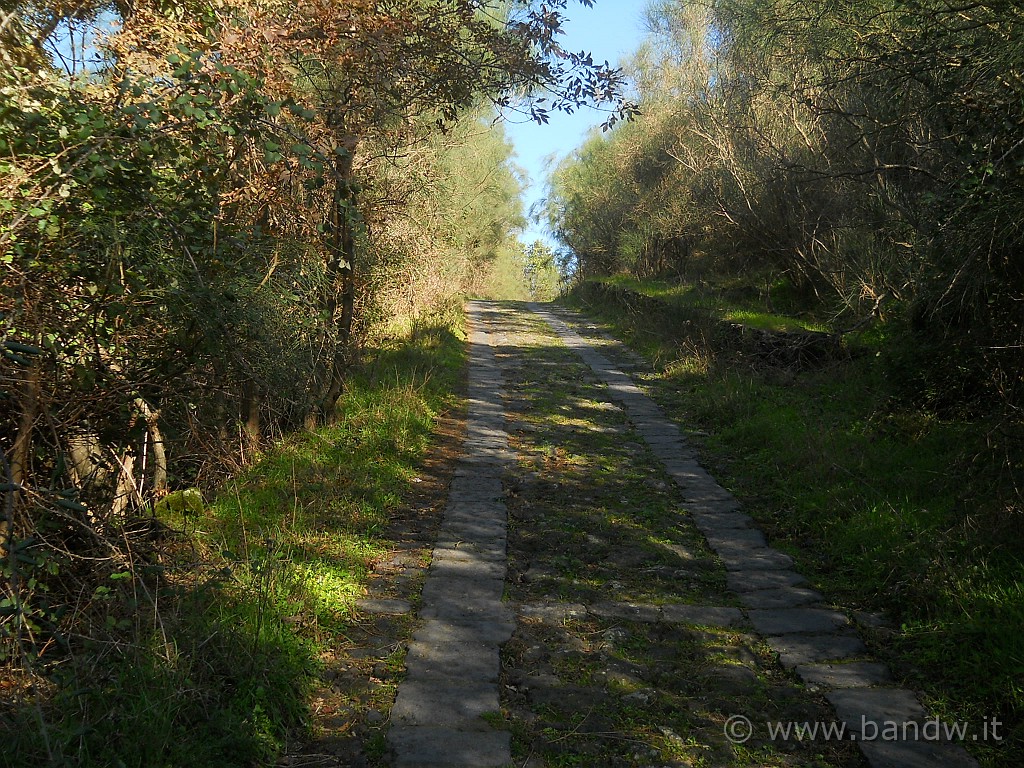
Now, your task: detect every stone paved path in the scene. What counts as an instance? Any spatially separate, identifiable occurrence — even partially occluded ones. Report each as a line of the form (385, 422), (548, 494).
(385, 302), (515, 767)
(386, 301), (979, 767)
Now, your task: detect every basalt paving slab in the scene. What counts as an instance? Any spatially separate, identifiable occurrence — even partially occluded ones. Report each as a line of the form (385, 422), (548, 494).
(410, 617), (515, 650)
(662, 462), (716, 485)
(433, 539), (507, 561)
(636, 431), (684, 444)
(404, 639), (502, 681)
(446, 476), (504, 500)
(388, 726), (511, 768)
(429, 552), (506, 580)
(418, 599), (514, 625)
(391, 679), (501, 728)
(689, 511), (753, 531)
(457, 452), (516, 467)
(459, 437), (511, 452)
(829, 688), (979, 766)
(436, 518), (507, 542)
(660, 604), (745, 627)
(727, 569), (808, 591)
(703, 527), (768, 549)
(648, 444), (700, 463)
(737, 586), (824, 608)
(687, 496), (745, 514)
(828, 688), (929, 731)
(748, 607), (850, 634)
(796, 660), (892, 688)
(768, 633), (868, 668)
(857, 738), (979, 768)
(441, 513), (506, 531)
(682, 488), (741, 505)
(720, 548), (795, 570)
(441, 504), (506, 522)
(420, 574), (506, 605)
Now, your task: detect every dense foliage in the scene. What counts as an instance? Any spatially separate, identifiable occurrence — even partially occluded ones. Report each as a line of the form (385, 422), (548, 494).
(547, 0), (1024, 415)
(0, 1), (634, 757)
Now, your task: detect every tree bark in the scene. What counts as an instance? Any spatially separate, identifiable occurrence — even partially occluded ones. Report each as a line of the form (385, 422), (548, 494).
(2, 365), (38, 558)
(316, 132), (360, 423)
(133, 397), (168, 494)
(239, 380), (261, 445)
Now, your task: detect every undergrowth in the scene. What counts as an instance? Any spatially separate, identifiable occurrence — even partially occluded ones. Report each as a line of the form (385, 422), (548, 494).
(563, 279), (1023, 767)
(597, 273), (827, 332)
(1, 304), (465, 767)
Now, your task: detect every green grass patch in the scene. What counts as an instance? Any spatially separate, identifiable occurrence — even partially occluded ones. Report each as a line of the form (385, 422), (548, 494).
(4, 307), (466, 767)
(563, 279), (1024, 767)
(595, 273), (827, 333)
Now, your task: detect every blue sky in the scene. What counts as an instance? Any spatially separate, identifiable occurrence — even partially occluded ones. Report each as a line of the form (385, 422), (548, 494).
(503, 0), (651, 247)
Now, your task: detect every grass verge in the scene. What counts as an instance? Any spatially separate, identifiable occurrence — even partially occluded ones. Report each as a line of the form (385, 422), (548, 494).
(2, 304), (466, 767)
(563, 280), (1023, 767)
(596, 273), (828, 332)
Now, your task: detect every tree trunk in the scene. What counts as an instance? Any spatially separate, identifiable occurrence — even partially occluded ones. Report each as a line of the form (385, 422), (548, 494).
(316, 133), (360, 423)
(2, 365), (39, 558)
(239, 380), (261, 446)
(133, 397), (168, 494)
